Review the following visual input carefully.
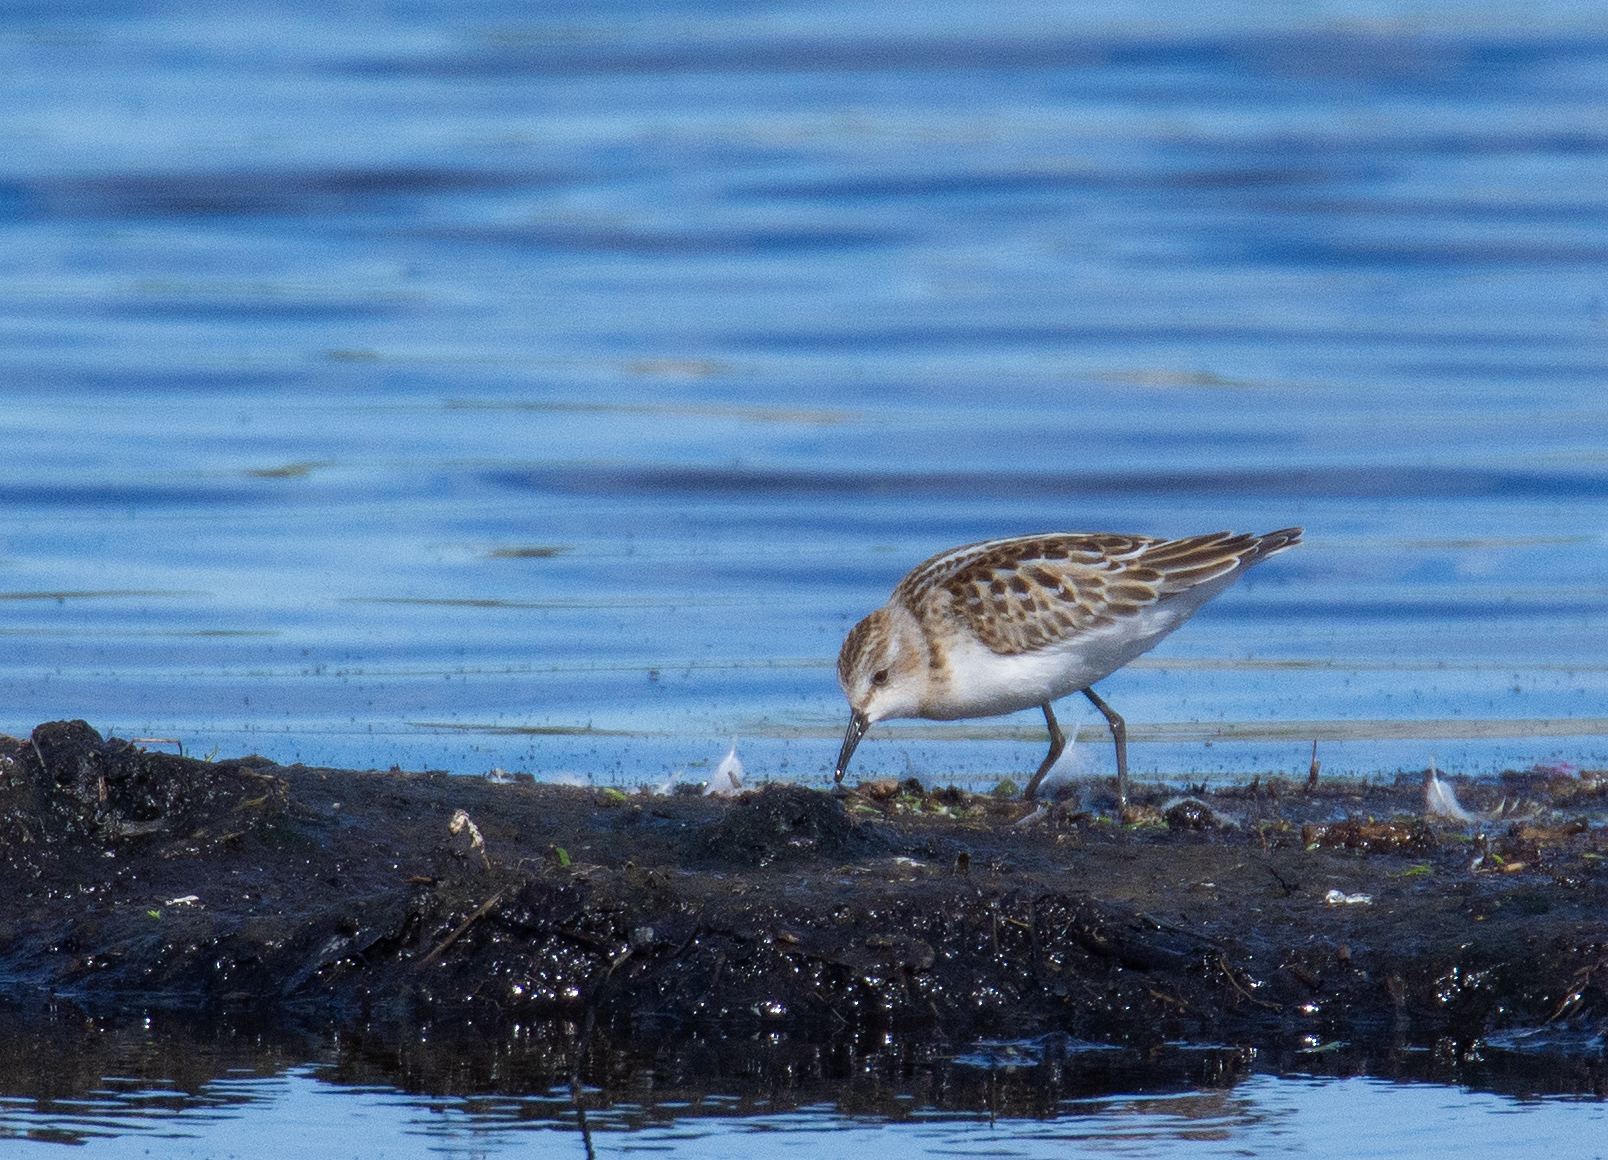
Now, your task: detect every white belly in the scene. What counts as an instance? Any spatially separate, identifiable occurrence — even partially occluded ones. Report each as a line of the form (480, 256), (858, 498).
(918, 587), (1226, 721)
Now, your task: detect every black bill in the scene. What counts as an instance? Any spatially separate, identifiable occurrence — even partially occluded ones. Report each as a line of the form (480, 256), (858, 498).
(834, 709), (869, 785)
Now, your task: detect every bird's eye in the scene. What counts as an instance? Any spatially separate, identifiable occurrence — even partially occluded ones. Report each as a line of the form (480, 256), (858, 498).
(871, 669), (889, 686)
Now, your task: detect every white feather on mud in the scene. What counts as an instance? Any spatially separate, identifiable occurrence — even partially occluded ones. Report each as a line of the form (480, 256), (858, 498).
(1424, 756), (1479, 823)
(1424, 756), (1535, 825)
(1009, 803), (1049, 829)
(1033, 704), (1083, 800)
(705, 739), (744, 796)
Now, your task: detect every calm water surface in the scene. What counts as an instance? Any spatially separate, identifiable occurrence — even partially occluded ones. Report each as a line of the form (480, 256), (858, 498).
(1, 1025), (1606, 1159)
(3, 1068), (1607, 1158)
(3, 1), (1608, 782)
(3, 0), (1608, 1148)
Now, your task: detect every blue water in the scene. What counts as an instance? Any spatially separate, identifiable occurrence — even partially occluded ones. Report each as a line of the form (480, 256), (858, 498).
(5, 1), (1608, 784)
(3, 1068), (1606, 1158)
(5, 0), (1608, 1148)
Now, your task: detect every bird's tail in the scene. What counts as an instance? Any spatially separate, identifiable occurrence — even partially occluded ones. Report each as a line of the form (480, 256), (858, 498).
(1248, 526), (1303, 562)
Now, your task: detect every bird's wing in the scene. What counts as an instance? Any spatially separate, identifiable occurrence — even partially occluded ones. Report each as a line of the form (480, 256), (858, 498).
(895, 529), (1299, 655)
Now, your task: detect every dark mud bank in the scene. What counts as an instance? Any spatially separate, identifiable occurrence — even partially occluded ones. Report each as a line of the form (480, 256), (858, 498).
(6, 720), (1608, 1067)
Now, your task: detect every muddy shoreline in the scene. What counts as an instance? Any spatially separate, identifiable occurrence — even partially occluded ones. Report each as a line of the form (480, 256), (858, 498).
(4, 719), (1608, 1099)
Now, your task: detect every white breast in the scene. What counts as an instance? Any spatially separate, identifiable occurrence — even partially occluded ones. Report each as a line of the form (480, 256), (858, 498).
(918, 577), (1235, 721)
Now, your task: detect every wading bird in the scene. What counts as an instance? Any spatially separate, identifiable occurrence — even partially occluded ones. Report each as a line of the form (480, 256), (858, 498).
(834, 528), (1302, 809)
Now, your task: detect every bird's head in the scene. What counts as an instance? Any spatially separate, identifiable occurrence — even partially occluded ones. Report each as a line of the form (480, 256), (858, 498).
(834, 604), (929, 781)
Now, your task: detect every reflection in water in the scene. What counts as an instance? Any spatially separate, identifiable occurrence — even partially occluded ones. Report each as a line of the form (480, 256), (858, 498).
(0, 1012), (1603, 1155)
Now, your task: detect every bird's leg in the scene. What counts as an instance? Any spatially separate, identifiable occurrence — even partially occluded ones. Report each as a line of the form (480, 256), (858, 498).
(1021, 703), (1065, 801)
(1081, 686), (1128, 815)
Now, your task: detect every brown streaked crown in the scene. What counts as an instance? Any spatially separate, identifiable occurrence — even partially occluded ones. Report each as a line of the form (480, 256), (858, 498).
(837, 611), (882, 689)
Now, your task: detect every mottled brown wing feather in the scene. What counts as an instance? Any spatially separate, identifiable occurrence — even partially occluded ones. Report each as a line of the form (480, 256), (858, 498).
(895, 528), (1300, 655)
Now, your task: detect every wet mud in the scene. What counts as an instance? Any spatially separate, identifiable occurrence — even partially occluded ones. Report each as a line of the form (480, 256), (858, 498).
(5, 719), (1608, 1108)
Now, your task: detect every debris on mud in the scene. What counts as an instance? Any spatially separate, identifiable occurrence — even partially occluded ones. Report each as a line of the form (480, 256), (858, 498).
(1302, 818), (1435, 853)
(6, 720), (1608, 1072)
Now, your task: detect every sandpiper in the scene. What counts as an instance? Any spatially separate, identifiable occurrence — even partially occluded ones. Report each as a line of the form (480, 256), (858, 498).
(834, 528), (1302, 808)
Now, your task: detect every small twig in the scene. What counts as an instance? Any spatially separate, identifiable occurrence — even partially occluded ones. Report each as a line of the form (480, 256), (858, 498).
(416, 888), (506, 969)
(132, 737), (185, 756)
(1148, 986), (1188, 1009)
(1306, 740), (1320, 792)
(569, 944), (636, 1160)
(1134, 910), (1224, 952)
(571, 1008), (597, 1160)
(1214, 952), (1282, 1011)
(1263, 861), (1300, 896)
(1546, 954), (1608, 1023)
(570, 948), (637, 1080)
